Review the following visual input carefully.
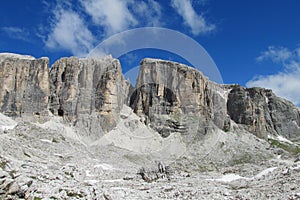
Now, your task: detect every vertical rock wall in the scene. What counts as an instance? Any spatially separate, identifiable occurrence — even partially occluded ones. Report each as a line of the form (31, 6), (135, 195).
(129, 58), (230, 138)
(0, 53), (299, 141)
(227, 85), (300, 138)
(0, 53), (50, 117)
(49, 55), (128, 140)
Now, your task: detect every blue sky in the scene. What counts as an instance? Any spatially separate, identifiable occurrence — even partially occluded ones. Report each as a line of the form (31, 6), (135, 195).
(1, 0), (300, 105)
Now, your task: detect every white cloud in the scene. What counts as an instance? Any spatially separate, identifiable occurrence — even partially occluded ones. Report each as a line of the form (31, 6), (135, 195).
(256, 46), (293, 64)
(134, 0), (162, 27)
(81, 0), (138, 36)
(44, 0), (162, 56)
(45, 7), (95, 56)
(2, 27), (30, 42)
(171, 0), (215, 35)
(247, 46), (300, 106)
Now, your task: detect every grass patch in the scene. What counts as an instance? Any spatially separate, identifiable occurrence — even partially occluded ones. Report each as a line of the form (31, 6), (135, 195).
(232, 153), (253, 165)
(66, 191), (83, 198)
(0, 160), (8, 170)
(268, 138), (300, 155)
(9, 169), (17, 178)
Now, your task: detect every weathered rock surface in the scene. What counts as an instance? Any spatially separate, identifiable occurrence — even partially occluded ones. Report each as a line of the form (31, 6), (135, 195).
(0, 120), (300, 200)
(227, 85), (300, 139)
(1, 53), (300, 199)
(130, 58), (300, 140)
(49, 55), (129, 141)
(1, 53), (299, 141)
(130, 58), (231, 138)
(0, 53), (50, 117)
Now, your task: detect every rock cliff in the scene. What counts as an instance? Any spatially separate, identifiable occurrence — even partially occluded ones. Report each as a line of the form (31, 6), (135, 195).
(49, 55), (129, 140)
(227, 85), (300, 138)
(0, 53), (50, 117)
(130, 58), (300, 139)
(129, 58), (231, 138)
(1, 53), (300, 200)
(0, 53), (299, 141)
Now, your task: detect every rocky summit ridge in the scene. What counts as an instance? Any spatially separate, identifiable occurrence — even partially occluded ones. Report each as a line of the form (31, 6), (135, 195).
(1, 53), (298, 141)
(0, 53), (300, 199)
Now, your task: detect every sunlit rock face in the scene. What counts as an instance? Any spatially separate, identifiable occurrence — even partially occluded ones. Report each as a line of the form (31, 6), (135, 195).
(130, 58), (231, 138)
(130, 58), (300, 139)
(227, 85), (300, 139)
(49, 55), (129, 141)
(0, 53), (299, 141)
(0, 53), (50, 117)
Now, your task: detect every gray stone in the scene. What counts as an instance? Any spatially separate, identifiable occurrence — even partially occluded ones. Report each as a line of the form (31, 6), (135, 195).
(137, 161), (171, 182)
(130, 58), (230, 139)
(0, 53), (50, 118)
(130, 58), (300, 140)
(7, 181), (19, 195)
(227, 85), (300, 139)
(49, 55), (129, 142)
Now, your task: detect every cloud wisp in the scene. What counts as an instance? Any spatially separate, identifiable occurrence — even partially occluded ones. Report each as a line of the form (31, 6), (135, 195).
(80, 0), (137, 36)
(45, 4), (95, 57)
(171, 0), (215, 35)
(247, 46), (300, 106)
(1, 27), (30, 42)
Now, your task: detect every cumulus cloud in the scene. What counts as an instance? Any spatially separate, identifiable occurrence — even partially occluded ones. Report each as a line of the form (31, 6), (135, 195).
(171, 0), (215, 35)
(45, 6), (95, 56)
(80, 0), (138, 36)
(1, 27), (30, 42)
(256, 46), (293, 66)
(247, 46), (300, 106)
(43, 0), (215, 56)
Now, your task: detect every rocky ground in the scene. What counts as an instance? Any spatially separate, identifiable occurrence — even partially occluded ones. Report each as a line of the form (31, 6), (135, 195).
(1, 112), (300, 200)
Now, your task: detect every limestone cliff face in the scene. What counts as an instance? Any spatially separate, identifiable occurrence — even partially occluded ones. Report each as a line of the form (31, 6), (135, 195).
(129, 58), (231, 138)
(49, 55), (128, 139)
(0, 53), (50, 117)
(0, 53), (299, 141)
(130, 58), (300, 139)
(227, 85), (300, 139)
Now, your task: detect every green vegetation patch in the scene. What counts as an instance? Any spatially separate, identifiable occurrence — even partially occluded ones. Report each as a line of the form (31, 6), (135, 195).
(0, 159), (8, 170)
(268, 138), (300, 155)
(232, 153), (253, 165)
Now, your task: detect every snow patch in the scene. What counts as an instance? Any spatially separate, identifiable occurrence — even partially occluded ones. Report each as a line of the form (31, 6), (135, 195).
(85, 170), (93, 177)
(40, 139), (52, 143)
(0, 113), (17, 131)
(255, 167), (277, 178)
(0, 53), (35, 60)
(265, 96), (269, 104)
(209, 174), (246, 183)
(216, 88), (232, 100)
(277, 136), (293, 144)
(84, 180), (99, 184)
(208, 167), (278, 183)
(268, 135), (293, 144)
(94, 163), (114, 171)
